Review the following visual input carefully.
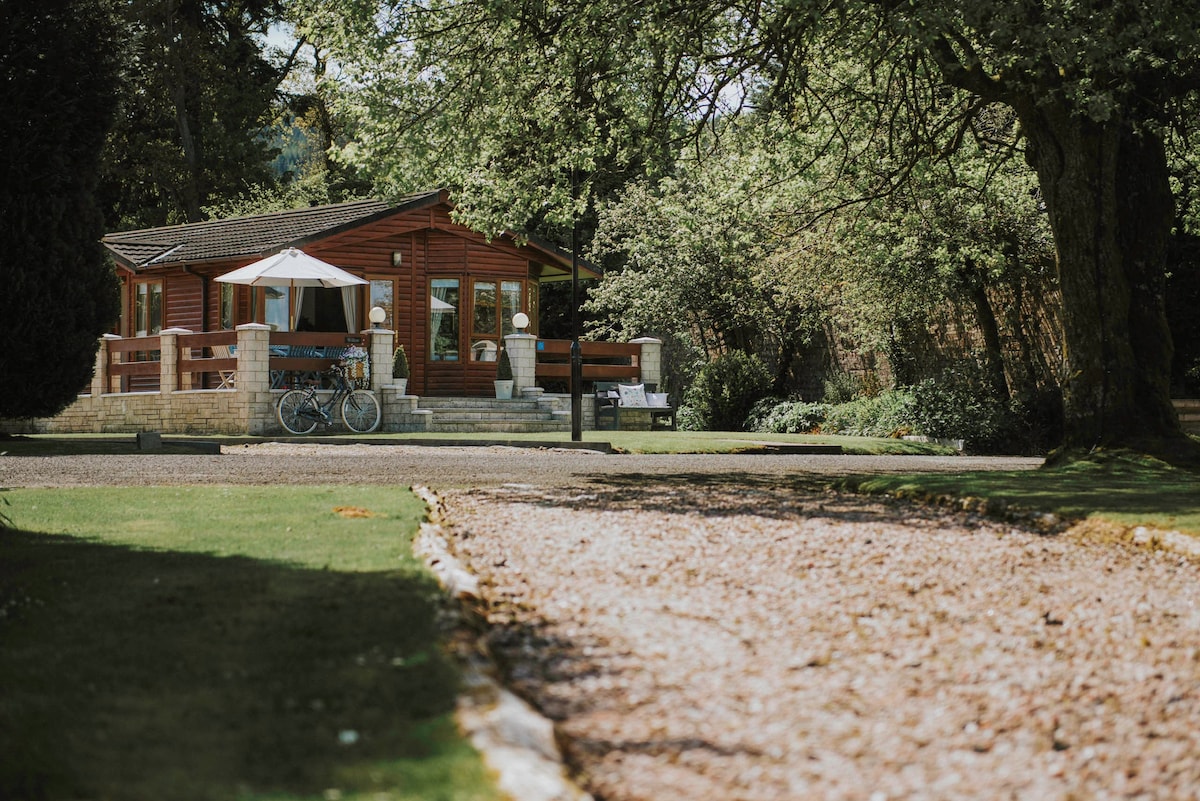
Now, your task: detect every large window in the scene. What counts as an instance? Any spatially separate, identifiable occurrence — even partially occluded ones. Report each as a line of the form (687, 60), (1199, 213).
(430, 278), (460, 361)
(470, 279), (523, 361)
(135, 281), (163, 337)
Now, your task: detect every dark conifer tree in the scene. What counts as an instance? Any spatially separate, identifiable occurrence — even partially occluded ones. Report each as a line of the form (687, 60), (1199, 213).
(0, 0), (122, 419)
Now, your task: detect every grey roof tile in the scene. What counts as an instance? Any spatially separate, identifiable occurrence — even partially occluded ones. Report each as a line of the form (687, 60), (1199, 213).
(103, 194), (436, 268)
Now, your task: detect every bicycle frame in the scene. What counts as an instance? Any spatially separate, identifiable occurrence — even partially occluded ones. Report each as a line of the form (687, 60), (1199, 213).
(295, 367), (354, 424)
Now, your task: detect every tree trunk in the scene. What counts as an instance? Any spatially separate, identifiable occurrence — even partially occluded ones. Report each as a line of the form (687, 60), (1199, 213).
(1018, 104), (1192, 460)
(962, 258), (1010, 401)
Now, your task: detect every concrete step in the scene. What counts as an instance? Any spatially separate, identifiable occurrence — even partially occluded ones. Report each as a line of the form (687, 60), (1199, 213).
(432, 410), (558, 422)
(429, 419), (571, 434)
(418, 397), (543, 410)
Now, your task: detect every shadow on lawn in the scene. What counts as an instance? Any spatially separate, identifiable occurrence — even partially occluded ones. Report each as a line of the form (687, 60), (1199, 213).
(842, 462), (1200, 531)
(0, 529), (465, 801)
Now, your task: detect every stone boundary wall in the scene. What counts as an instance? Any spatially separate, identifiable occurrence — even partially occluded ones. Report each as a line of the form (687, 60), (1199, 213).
(1, 329), (664, 436)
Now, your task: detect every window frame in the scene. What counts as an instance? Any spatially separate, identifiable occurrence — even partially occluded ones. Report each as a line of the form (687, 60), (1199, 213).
(468, 277), (525, 362)
(134, 280), (163, 337)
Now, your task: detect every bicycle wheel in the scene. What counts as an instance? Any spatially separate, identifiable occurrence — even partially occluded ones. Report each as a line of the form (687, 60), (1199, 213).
(341, 390), (381, 433)
(277, 389), (319, 435)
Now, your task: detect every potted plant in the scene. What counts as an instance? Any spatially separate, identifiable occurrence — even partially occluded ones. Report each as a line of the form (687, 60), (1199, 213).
(391, 344), (409, 395)
(494, 346), (514, 400)
(342, 345), (370, 389)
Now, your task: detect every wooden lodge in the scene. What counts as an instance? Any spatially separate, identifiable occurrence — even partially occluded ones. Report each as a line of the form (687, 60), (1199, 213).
(0, 191), (675, 436)
(102, 189), (599, 397)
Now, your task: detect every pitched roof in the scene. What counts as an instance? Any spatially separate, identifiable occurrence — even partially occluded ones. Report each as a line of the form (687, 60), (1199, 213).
(102, 189), (599, 279)
(103, 193), (438, 269)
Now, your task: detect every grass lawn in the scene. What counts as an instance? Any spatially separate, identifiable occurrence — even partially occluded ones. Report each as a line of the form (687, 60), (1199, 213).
(0, 485), (504, 801)
(837, 451), (1200, 535)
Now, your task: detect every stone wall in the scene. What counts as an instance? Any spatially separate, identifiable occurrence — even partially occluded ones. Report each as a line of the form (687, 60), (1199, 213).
(0, 330), (666, 436)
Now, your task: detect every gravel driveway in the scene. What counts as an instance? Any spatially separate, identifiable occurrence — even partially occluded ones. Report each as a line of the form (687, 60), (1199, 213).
(5, 444), (1198, 800)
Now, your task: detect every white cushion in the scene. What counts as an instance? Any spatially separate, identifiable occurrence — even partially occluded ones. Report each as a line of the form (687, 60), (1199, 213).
(647, 392), (669, 407)
(618, 383), (648, 407)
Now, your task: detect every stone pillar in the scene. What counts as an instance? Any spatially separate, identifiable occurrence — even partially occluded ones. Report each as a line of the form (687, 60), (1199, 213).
(95, 335), (119, 395)
(504, 333), (538, 393)
(159, 328), (190, 395)
(366, 328), (395, 392)
(236, 323), (273, 434)
(632, 337), (663, 390)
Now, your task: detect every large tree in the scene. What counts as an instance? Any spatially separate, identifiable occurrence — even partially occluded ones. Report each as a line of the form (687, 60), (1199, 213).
(100, 0), (290, 228)
(327, 0), (1200, 462)
(0, 0), (123, 419)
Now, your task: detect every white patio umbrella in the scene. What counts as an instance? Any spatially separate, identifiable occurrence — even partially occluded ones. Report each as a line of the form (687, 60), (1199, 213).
(215, 248), (367, 329)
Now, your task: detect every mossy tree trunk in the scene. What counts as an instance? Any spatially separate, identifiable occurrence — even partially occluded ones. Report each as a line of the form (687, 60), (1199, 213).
(1018, 103), (1191, 458)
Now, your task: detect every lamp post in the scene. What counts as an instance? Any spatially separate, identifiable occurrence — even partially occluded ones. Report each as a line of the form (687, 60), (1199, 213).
(570, 219), (582, 441)
(368, 305), (386, 329)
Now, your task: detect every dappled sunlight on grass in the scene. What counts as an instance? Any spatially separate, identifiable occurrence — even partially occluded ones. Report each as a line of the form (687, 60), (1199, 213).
(840, 454), (1200, 534)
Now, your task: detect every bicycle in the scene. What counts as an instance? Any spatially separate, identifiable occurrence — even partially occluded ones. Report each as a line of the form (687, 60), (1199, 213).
(276, 363), (382, 435)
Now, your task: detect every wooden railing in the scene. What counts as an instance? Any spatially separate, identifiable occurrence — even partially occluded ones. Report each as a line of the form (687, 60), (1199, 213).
(105, 331), (369, 391)
(177, 331), (238, 388)
(105, 335), (162, 391)
(534, 339), (641, 382)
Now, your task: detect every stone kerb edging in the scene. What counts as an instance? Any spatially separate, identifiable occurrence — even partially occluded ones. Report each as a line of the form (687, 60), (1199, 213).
(411, 486), (592, 801)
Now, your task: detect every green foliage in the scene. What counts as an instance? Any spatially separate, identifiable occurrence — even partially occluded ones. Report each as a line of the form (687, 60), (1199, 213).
(821, 391), (919, 439)
(906, 359), (1045, 454)
(585, 161), (826, 397)
(747, 390), (918, 439)
(747, 398), (832, 434)
(392, 344), (410, 379)
(100, 0), (288, 227)
(0, 0), (122, 419)
(308, 0), (1194, 452)
(685, 350), (773, 431)
(822, 373), (865, 405)
(495, 347), (513, 381)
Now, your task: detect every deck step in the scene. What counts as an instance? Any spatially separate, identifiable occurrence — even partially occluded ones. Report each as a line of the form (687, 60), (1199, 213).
(417, 396), (571, 433)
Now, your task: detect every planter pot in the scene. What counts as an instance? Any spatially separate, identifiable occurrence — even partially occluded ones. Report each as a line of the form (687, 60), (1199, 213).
(391, 378), (408, 395)
(494, 379), (514, 400)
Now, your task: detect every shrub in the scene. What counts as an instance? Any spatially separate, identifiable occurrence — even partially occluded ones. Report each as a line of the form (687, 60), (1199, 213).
(673, 403), (706, 431)
(391, 345), (409, 379)
(821, 389), (917, 438)
(495, 347), (513, 381)
(908, 359), (1016, 453)
(748, 398), (832, 434)
(685, 350), (773, 430)
(822, 372), (864, 404)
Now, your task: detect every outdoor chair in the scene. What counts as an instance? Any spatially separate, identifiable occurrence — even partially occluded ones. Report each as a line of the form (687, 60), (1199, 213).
(212, 345), (236, 389)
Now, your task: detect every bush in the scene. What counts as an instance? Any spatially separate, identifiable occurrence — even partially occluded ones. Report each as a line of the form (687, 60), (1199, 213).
(821, 390), (918, 438)
(748, 398), (832, 434)
(822, 372), (864, 404)
(495, 347), (513, 380)
(685, 350), (773, 430)
(908, 359), (1018, 453)
(392, 345), (409, 379)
